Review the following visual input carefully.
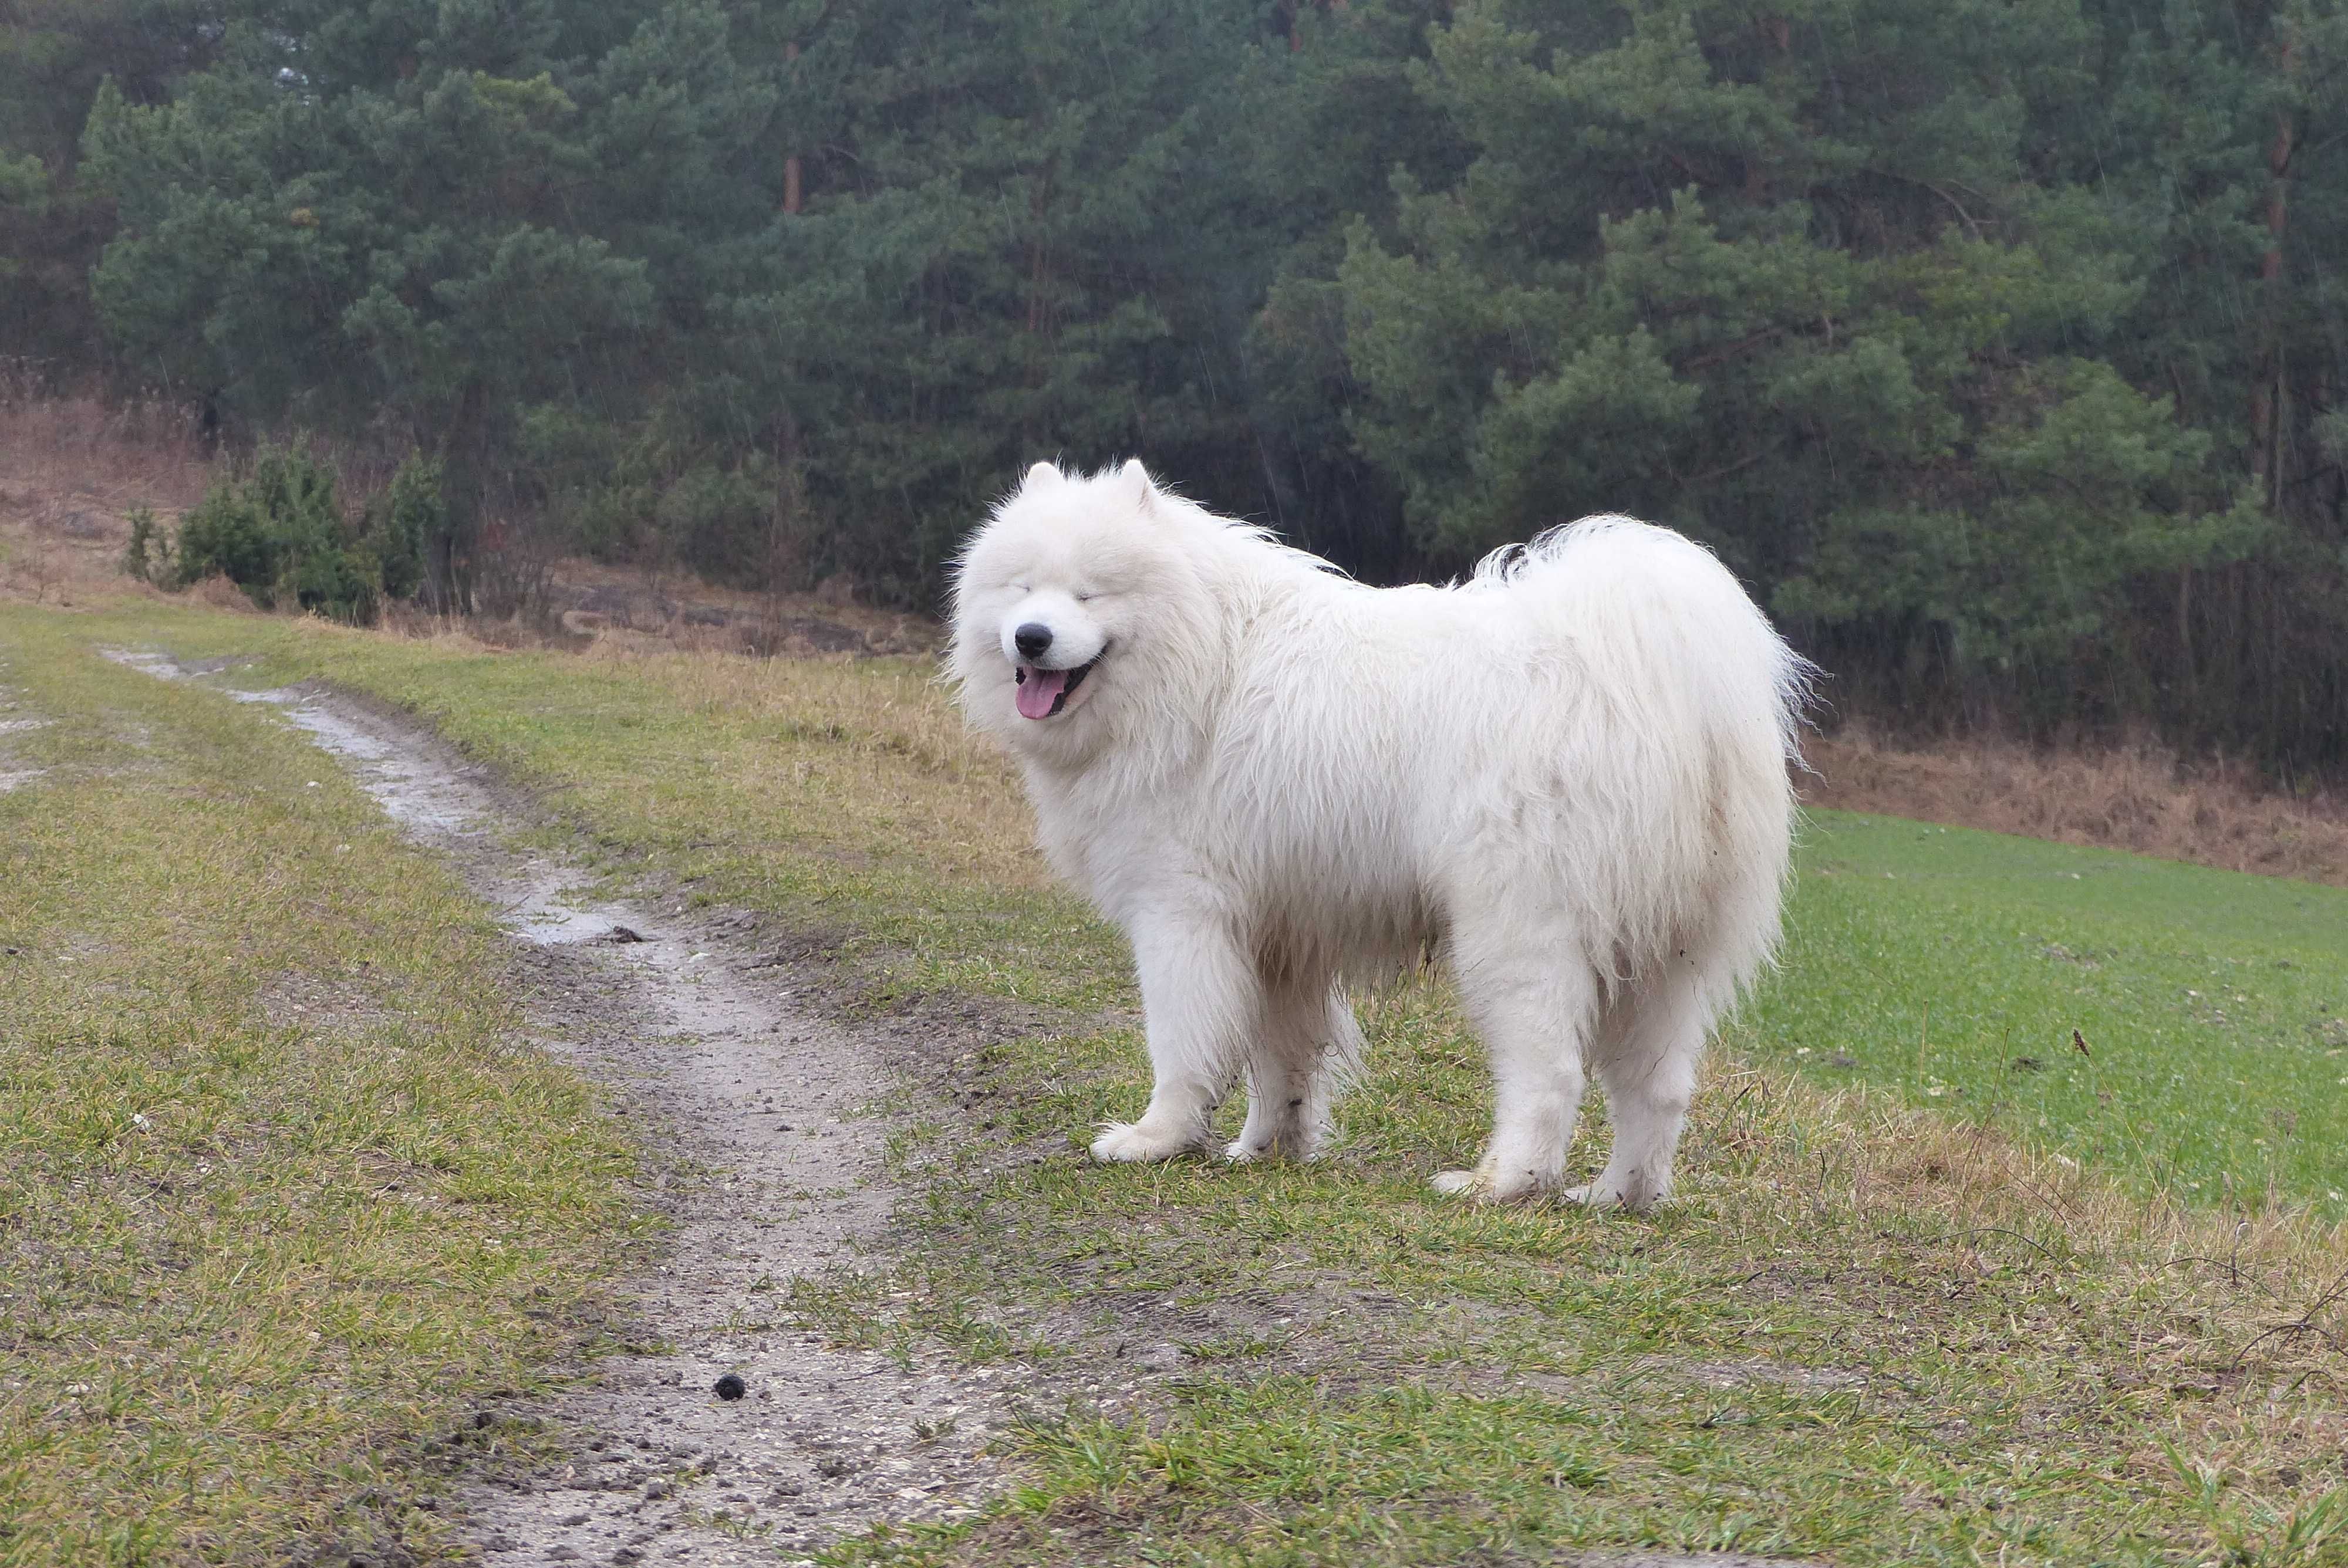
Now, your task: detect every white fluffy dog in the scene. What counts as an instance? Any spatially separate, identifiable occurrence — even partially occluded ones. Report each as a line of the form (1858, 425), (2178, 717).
(949, 460), (1807, 1208)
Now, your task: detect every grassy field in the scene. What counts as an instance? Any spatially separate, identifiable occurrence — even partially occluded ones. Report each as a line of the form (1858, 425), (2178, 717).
(118, 599), (2348, 1209)
(1756, 816), (2348, 1205)
(0, 611), (645, 1565)
(14, 597), (2348, 1564)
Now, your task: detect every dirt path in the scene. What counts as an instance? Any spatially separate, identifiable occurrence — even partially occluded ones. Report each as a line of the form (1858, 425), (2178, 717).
(102, 651), (1837, 1568)
(107, 655), (1028, 1568)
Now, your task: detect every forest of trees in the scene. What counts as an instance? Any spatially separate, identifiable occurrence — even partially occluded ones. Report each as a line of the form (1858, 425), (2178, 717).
(4, 0), (2347, 772)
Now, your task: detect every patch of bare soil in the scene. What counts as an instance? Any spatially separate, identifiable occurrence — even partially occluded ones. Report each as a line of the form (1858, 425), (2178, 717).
(0, 385), (211, 606)
(0, 675), (45, 794)
(540, 570), (936, 660)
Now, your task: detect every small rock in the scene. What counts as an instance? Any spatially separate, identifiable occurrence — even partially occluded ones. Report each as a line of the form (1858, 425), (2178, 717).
(642, 1481), (672, 1501)
(558, 1513), (589, 1526)
(714, 1373), (747, 1401)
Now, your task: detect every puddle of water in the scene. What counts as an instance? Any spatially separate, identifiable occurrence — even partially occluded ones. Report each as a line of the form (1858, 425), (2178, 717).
(1, 691), (50, 791)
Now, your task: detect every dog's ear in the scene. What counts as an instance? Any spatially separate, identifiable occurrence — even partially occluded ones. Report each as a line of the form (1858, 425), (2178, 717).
(1117, 457), (1156, 514)
(1022, 461), (1065, 491)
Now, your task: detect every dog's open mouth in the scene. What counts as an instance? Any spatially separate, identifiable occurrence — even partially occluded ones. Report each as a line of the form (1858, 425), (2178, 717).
(1014, 655), (1098, 720)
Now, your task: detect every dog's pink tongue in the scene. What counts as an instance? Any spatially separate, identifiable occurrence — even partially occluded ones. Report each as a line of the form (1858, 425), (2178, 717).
(1017, 667), (1070, 719)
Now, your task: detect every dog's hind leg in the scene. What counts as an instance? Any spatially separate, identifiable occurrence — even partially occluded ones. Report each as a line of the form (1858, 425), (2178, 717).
(1436, 914), (1601, 1202)
(1227, 980), (1361, 1163)
(1572, 969), (1718, 1211)
(1092, 917), (1260, 1164)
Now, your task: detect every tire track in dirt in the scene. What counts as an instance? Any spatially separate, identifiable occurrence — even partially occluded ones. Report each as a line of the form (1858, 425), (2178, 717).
(107, 654), (1035, 1568)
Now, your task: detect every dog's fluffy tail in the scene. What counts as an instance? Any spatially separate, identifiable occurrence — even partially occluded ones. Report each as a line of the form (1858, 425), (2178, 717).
(1472, 516), (1814, 988)
(1471, 515), (1813, 766)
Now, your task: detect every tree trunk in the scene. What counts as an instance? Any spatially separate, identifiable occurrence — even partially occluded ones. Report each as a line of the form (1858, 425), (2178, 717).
(2251, 36), (2296, 508)
(782, 42), (802, 216)
(1025, 167), (1052, 336)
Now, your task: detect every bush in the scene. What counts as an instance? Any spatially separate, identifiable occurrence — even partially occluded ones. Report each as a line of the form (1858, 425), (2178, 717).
(120, 506), (173, 584)
(170, 446), (380, 621)
(367, 454), (443, 603)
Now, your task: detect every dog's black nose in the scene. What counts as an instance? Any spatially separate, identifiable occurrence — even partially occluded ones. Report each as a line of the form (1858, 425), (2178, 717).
(1014, 622), (1053, 659)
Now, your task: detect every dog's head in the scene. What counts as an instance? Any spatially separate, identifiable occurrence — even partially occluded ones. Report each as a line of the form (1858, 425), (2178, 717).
(948, 459), (1213, 764)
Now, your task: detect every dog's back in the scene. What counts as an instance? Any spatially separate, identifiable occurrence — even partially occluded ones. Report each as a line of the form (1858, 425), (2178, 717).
(1187, 515), (1806, 997)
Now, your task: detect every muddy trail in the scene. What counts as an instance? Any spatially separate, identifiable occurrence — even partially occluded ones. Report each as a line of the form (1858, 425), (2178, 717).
(105, 654), (1054, 1568)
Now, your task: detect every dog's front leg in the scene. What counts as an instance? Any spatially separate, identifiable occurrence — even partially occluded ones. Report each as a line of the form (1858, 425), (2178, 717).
(1091, 917), (1256, 1164)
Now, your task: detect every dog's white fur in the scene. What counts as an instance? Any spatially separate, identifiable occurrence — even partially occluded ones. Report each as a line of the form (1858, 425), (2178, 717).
(949, 459), (1808, 1207)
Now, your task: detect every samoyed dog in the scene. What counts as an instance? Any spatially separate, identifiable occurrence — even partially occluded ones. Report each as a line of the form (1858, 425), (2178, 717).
(949, 460), (1807, 1208)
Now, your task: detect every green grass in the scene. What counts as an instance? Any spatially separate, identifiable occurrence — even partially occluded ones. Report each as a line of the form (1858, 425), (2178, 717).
(0, 610), (644, 1565)
(809, 979), (2348, 1564)
(1755, 815), (2348, 1203)
(22, 598), (2348, 1565)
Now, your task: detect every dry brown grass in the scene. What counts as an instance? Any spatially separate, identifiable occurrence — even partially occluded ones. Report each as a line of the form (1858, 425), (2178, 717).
(1663, 1051), (2348, 1507)
(1805, 726), (2348, 888)
(0, 377), (213, 604)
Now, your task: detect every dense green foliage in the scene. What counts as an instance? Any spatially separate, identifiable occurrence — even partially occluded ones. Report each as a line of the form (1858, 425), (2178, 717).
(164, 446), (430, 621)
(8, 0), (2348, 768)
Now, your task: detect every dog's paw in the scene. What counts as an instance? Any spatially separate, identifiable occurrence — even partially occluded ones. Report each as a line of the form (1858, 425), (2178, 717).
(1224, 1131), (1320, 1164)
(1563, 1180), (1658, 1212)
(1438, 1167), (1562, 1203)
(1089, 1121), (1192, 1164)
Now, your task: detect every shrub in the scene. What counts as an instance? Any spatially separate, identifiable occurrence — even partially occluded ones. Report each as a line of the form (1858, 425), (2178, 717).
(120, 506), (173, 584)
(367, 453), (443, 604)
(171, 446), (379, 621)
